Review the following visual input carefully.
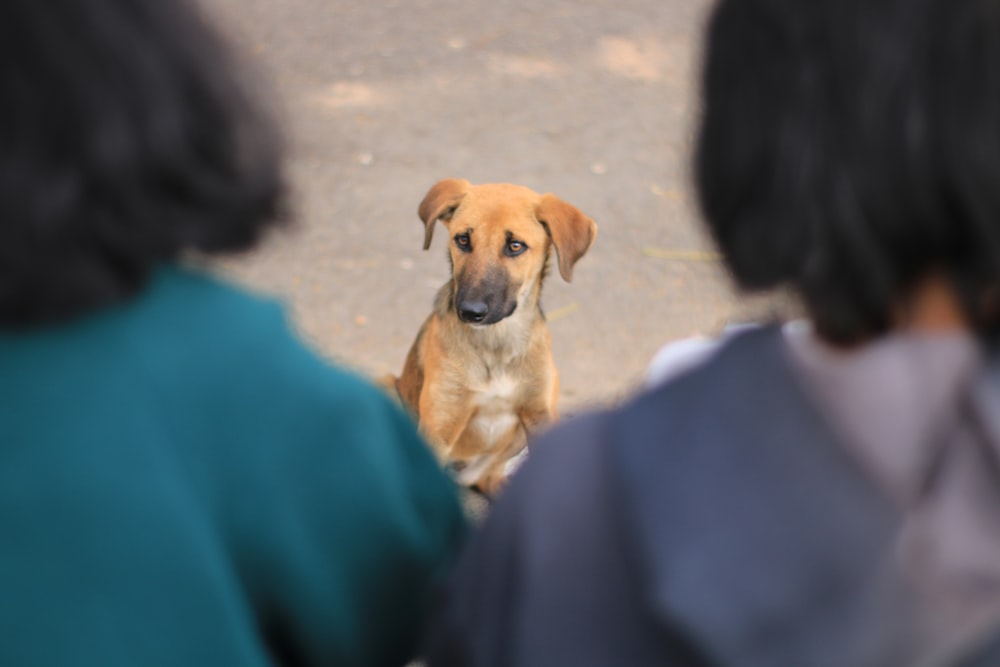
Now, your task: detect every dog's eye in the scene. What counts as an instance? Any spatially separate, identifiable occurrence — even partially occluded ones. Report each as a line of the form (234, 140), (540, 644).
(454, 233), (471, 251)
(505, 240), (527, 257)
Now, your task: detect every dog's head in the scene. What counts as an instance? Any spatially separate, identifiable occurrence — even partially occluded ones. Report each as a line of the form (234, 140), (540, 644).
(418, 179), (597, 326)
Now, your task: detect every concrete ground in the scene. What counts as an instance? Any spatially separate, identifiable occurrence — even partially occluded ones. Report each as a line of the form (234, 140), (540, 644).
(200, 0), (774, 412)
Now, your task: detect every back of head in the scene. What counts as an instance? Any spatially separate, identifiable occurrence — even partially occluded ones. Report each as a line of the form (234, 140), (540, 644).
(696, 0), (1000, 344)
(0, 0), (286, 327)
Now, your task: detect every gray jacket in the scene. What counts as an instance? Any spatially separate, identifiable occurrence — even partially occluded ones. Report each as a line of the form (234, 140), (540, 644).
(424, 326), (1000, 666)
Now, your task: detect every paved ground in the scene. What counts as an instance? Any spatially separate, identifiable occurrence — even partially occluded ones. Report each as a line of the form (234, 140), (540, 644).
(200, 0), (772, 412)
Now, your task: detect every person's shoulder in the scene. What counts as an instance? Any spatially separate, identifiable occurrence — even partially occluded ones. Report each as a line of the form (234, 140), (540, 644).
(640, 322), (780, 408)
(141, 264), (313, 360)
(144, 264), (287, 330)
(130, 264), (386, 420)
(518, 411), (614, 478)
(517, 325), (783, 487)
(645, 322), (779, 388)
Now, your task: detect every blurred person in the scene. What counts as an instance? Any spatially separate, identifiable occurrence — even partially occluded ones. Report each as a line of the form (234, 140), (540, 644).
(422, 0), (1000, 665)
(0, 0), (464, 665)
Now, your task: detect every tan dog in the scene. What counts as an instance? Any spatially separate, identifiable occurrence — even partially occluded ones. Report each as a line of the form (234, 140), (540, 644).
(384, 179), (597, 495)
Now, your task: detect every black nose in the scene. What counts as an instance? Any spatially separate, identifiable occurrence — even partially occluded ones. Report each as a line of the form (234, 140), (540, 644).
(458, 300), (489, 323)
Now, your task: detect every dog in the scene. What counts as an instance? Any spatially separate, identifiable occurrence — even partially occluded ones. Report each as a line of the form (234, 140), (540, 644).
(383, 179), (597, 495)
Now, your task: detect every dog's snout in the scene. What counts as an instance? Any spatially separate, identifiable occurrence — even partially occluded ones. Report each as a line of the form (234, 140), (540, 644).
(458, 300), (489, 324)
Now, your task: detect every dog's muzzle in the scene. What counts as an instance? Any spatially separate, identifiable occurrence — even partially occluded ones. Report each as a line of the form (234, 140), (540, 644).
(454, 265), (517, 325)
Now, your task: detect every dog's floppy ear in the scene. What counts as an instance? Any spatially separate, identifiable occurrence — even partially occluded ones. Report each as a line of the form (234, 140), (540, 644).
(536, 194), (597, 282)
(418, 179), (471, 250)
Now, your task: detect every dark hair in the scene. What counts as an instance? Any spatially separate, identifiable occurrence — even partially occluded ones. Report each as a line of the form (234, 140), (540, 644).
(0, 0), (287, 327)
(696, 0), (1000, 344)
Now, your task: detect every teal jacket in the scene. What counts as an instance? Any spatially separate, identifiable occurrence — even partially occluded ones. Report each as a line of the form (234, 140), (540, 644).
(0, 266), (465, 666)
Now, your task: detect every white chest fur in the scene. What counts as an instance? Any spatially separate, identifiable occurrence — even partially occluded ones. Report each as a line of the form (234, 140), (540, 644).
(450, 374), (524, 487)
(454, 379), (523, 487)
(468, 373), (520, 444)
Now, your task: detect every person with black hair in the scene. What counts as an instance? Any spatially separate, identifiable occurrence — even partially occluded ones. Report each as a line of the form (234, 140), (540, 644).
(423, 0), (1000, 665)
(0, 1), (464, 665)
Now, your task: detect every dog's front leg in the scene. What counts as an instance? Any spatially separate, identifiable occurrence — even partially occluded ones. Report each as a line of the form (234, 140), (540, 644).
(517, 363), (559, 435)
(418, 385), (476, 463)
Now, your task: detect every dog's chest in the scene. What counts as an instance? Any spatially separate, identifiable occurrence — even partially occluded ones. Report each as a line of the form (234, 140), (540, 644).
(467, 373), (521, 444)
